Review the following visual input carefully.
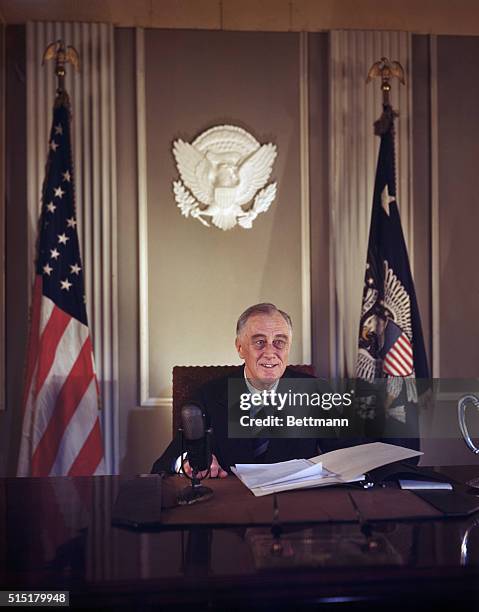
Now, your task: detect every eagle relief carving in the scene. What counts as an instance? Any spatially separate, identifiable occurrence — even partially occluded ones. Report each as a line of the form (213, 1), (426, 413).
(172, 125), (278, 230)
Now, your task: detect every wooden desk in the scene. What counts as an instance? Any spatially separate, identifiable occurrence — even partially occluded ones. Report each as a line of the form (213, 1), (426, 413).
(1, 467), (479, 610)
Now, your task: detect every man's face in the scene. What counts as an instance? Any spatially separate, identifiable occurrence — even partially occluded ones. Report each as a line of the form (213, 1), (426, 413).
(235, 312), (291, 389)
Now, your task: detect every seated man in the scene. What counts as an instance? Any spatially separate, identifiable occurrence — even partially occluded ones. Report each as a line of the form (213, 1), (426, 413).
(151, 302), (324, 476)
(151, 302), (419, 476)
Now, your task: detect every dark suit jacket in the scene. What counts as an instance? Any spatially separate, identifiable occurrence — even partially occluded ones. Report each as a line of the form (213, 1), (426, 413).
(151, 366), (334, 474)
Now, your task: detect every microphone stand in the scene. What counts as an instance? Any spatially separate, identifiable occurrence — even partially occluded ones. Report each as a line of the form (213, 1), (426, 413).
(177, 428), (214, 506)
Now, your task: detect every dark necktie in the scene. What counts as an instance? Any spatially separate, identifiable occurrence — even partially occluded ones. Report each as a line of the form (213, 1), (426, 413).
(252, 406), (269, 457)
(249, 393), (272, 458)
(253, 437), (269, 458)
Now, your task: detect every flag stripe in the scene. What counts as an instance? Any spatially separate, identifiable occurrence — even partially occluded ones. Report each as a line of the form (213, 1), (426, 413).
(384, 349), (410, 374)
(388, 345), (412, 371)
(384, 360), (399, 375)
(397, 335), (413, 356)
(31, 314), (89, 450)
(51, 377), (99, 475)
(393, 344), (413, 365)
(93, 456), (106, 476)
(34, 306), (71, 398)
(68, 419), (104, 476)
(384, 359), (407, 376)
(31, 337), (95, 476)
(39, 292), (56, 335)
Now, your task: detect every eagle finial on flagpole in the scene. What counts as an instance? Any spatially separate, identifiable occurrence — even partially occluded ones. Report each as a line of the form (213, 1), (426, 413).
(42, 40), (80, 97)
(366, 57), (405, 135)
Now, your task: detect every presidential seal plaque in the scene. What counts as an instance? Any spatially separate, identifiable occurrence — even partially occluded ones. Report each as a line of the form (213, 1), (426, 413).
(172, 125), (277, 230)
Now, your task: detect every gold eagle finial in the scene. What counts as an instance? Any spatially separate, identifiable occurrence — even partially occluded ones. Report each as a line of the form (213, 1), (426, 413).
(367, 57), (405, 134)
(366, 57), (405, 87)
(42, 40), (80, 93)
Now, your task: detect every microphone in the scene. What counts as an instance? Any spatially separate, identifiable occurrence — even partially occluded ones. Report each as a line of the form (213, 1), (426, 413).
(181, 403), (211, 472)
(177, 403), (214, 505)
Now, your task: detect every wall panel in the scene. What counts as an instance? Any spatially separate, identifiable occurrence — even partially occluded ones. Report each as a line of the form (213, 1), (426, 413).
(436, 36), (479, 378)
(140, 29), (306, 406)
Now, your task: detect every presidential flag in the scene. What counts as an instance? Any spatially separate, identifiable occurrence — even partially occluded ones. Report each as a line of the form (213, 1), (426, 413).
(17, 92), (105, 476)
(356, 105), (429, 427)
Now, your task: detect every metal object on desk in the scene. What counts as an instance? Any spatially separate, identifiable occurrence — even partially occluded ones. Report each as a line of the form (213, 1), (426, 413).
(457, 394), (479, 489)
(361, 473), (376, 489)
(460, 515), (479, 566)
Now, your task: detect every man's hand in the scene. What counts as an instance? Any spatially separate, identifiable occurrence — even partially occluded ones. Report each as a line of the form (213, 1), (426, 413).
(181, 453), (228, 479)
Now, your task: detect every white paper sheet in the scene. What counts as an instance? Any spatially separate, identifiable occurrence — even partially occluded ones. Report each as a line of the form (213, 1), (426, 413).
(232, 459), (311, 489)
(233, 460), (326, 489)
(232, 442), (422, 497)
(309, 442), (422, 481)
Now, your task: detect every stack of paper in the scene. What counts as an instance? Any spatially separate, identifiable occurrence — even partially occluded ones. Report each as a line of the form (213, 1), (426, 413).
(232, 459), (328, 490)
(231, 442), (422, 497)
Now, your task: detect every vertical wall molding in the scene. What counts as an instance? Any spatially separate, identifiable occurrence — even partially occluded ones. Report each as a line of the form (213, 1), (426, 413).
(299, 31), (312, 364)
(26, 22), (120, 473)
(429, 35), (440, 378)
(136, 27), (149, 406)
(329, 30), (413, 377)
(136, 28), (171, 409)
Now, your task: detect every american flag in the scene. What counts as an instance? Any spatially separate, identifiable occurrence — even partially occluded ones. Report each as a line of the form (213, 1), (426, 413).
(17, 92), (105, 477)
(382, 319), (413, 377)
(355, 105), (429, 439)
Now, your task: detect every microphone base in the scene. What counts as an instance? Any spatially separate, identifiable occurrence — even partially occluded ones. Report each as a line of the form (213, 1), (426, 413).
(177, 484), (214, 506)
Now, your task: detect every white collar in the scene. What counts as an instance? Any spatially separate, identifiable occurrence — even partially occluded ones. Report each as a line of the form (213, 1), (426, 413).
(243, 367), (280, 395)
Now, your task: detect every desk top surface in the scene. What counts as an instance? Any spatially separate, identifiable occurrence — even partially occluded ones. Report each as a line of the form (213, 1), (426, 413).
(1, 466), (479, 609)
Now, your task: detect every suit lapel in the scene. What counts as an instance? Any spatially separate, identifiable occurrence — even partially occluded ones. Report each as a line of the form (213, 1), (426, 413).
(212, 368), (255, 465)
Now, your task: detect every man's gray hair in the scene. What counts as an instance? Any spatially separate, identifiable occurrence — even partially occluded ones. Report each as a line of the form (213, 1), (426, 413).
(236, 303), (293, 336)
